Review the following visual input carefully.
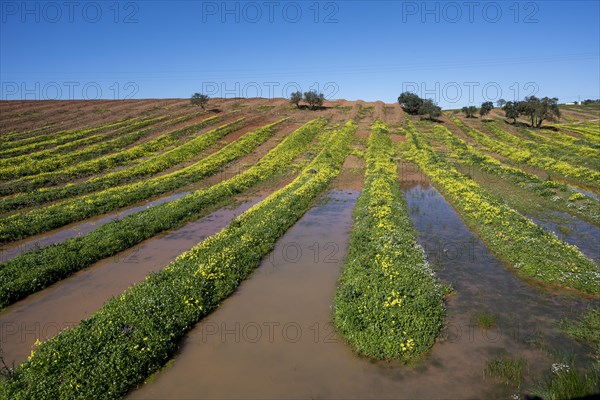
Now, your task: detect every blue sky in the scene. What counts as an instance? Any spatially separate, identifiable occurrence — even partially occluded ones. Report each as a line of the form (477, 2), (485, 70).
(1, 0), (599, 108)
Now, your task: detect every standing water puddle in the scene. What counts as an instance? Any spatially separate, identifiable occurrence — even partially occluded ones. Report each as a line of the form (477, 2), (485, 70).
(0, 197), (262, 366)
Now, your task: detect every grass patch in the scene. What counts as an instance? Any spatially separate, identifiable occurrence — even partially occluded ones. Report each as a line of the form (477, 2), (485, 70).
(473, 311), (498, 329)
(532, 362), (599, 400)
(485, 356), (528, 387)
(561, 307), (600, 358)
(525, 330), (550, 353)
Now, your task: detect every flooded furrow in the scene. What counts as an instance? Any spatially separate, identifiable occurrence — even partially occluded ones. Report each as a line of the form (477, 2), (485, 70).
(0, 198), (263, 366)
(129, 190), (362, 399)
(0, 191), (190, 262)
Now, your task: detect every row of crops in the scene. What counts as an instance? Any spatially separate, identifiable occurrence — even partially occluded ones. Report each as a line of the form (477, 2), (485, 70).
(0, 118), (328, 308)
(0, 113), (222, 195)
(558, 122), (600, 145)
(0, 103), (598, 398)
(450, 116), (600, 189)
(333, 121), (446, 360)
(429, 124), (600, 225)
(0, 118), (283, 243)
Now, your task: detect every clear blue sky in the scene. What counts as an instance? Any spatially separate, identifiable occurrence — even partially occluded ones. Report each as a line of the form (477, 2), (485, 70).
(1, 0), (599, 108)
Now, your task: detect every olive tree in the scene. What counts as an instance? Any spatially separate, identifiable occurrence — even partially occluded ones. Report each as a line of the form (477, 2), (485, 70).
(517, 96), (560, 128)
(462, 106), (478, 118)
(191, 93), (209, 110)
(398, 92), (424, 115)
(419, 99), (442, 120)
(303, 91), (325, 110)
(479, 101), (494, 118)
(290, 91), (302, 108)
(503, 101), (519, 124)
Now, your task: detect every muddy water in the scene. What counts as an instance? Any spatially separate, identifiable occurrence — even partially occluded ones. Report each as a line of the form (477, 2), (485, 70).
(0, 191), (192, 263)
(0, 198), (262, 366)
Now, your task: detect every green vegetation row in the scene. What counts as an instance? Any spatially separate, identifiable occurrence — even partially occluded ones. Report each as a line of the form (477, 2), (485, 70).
(517, 126), (600, 161)
(566, 121), (600, 129)
(570, 121), (600, 129)
(0, 118), (149, 159)
(557, 123), (600, 145)
(0, 124), (57, 144)
(0, 121), (355, 399)
(429, 125), (600, 226)
(539, 126), (599, 151)
(0, 113), (222, 197)
(0, 117), (167, 180)
(0, 110), (210, 168)
(0, 114), (223, 206)
(523, 126), (600, 158)
(560, 114), (579, 123)
(450, 116), (600, 191)
(484, 122), (599, 170)
(334, 120), (445, 360)
(0, 118), (279, 244)
(0, 116), (165, 168)
(0, 102), (185, 144)
(404, 123), (600, 295)
(0, 118), (326, 308)
(0, 117), (138, 153)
